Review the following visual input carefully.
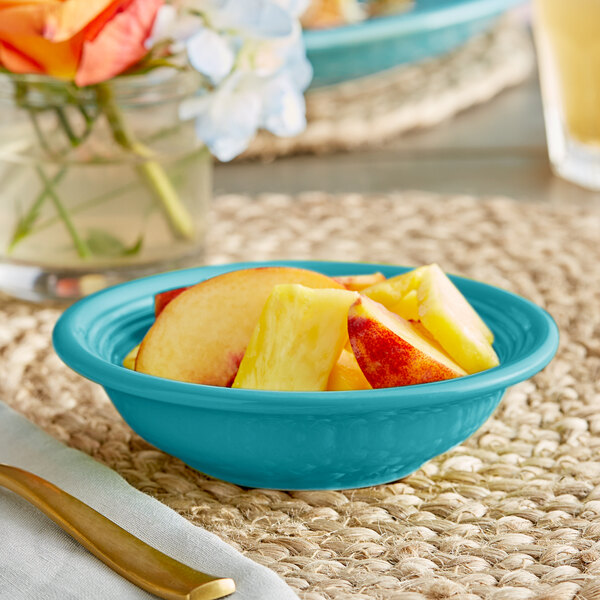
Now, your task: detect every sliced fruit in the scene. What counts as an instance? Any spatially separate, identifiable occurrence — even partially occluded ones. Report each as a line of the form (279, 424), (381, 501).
(409, 320), (438, 344)
(122, 344), (140, 370)
(232, 285), (358, 391)
(363, 264), (494, 346)
(389, 289), (419, 321)
(327, 348), (372, 391)
(348, 295), (466, 388)
(135, 267), (345, 386)
(362, 267), (427, 320)
(333, 272), (386, 292)
(154, 286), (189, 317)
(417, 264), (498, 374)
(418, 264), (493, 344)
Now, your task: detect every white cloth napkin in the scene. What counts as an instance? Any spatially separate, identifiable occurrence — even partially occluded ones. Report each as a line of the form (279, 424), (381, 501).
(0, 402), (298, 600)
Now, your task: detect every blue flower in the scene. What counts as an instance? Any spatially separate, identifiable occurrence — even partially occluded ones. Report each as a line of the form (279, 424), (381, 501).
(175, 0), (312, 161)
(272, 0), (311, 18)
(184, 0), (294, 38)
(181, 73), (264, 161)
(186, 27), (235, 84)
(260, 73), (307, 138)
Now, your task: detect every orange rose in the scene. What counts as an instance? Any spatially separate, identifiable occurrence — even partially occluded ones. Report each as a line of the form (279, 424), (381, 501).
(0, 0), (163, 86)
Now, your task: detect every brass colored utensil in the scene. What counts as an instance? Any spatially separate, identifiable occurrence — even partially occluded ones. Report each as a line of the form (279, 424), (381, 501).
(0, 464), (235, 600)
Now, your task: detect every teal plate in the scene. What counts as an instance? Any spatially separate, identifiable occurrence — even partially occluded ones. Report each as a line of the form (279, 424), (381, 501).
(304, 0), (526, 87)
(53, 261), (558, 491)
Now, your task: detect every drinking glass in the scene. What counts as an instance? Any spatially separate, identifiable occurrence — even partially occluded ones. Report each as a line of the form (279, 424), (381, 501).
(533, 0), (600, 190)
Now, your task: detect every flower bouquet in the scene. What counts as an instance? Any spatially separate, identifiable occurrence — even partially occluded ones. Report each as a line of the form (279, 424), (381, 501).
(0, 0), (311, 300)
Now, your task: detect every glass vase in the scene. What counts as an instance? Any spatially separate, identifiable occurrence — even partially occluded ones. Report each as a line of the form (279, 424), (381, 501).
(0, 70), (211, 302)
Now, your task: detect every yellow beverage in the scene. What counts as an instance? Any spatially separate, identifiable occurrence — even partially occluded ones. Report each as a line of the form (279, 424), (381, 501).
(534, 0), (600, 145)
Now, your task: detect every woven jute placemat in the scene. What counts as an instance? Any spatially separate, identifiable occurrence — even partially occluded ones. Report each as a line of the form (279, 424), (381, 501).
(243, 17), (534, 159)
(2, 191), (600, 600)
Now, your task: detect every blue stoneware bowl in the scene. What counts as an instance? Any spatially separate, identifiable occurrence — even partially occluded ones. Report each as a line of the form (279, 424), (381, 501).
(53, 261), (558, 490)
(304, 0), (526, 87)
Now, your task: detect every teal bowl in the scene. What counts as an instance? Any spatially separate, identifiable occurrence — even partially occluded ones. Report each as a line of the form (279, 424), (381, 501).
(304, 0), (526, 87)
(53, 261), (558, 490)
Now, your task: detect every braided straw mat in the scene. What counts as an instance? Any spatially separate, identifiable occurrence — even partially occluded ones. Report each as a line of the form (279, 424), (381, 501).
(2, 192), (600, 600)
(243, 18), (534, 159)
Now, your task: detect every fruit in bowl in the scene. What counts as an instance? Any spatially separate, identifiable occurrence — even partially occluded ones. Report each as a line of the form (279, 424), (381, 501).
(129, 264), (499, 392)
(134, 266), (343, 387)
(53, 261), (558, 490)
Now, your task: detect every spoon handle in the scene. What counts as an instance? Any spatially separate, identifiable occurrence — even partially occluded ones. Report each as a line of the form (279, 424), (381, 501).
(0, 464), (235, 600)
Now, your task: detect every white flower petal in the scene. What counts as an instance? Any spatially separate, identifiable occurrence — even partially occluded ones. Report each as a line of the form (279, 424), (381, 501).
(281, 24), (313, 91)
(260, 75), (306, 137)
(145, 5), (177, 49)
(185, 73), (264, 161)
(186, 28), (234, 83)
(272, 0), (310, 18)
(174, 0), (310, 156)
(251, 41), (287, 78)
(171, 13), (207, 42)
(196, 0), (293, 38)
(247, 23), (312, 87)
(179, 94), (212, 121)
(145, 7), (205, 49)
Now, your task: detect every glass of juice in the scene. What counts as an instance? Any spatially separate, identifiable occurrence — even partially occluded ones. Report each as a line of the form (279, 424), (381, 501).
(533, 0), (600, 190)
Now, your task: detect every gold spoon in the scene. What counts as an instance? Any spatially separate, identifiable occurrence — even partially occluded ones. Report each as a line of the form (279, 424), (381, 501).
(0, 464), (235, 600)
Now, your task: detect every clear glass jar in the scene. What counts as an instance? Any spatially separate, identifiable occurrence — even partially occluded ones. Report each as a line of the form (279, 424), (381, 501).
(0, 70), (211, 302)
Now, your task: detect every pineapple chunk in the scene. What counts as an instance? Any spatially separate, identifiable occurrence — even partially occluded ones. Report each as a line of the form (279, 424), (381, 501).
(417, 265), (498, 374)
(122, 344), (140, 370)
(362, 267), (427, 320)
(232, 285), (358, 391)
(410, 319), (438, 344)
(327, 348), (372, 391)
(333, 272), (386, 292)
(363, 265), (493, 344)
(388, 289), (419, 321)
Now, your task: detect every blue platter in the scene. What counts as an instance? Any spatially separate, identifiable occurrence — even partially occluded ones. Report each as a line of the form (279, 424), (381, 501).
(53, 261), (558, 491)
(304, 0), (526, 87)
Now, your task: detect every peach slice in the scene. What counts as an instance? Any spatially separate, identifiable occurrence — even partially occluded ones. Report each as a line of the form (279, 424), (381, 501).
(135, 267), (344, 386)
(122, 343), (140, 370)
(348, 296), (466, 388)
(363, 265), (494, 345)
(154, 286), (189, 317)
(232, 285), (358, 391)
(417, 264), (498, 374)
(333, 272), (386, 292)
(327, 348), (372, 391)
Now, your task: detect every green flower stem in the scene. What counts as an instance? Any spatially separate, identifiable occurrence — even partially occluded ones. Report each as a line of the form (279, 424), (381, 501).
(55, 107), (80, 147)
(8, 86), (100, 255)
(96, 83), (195, 241)
(35, 166), (92, 259)
(30, 151), (200, 235)
(7, 167), (67, 253)
(29, 110), (59, 159)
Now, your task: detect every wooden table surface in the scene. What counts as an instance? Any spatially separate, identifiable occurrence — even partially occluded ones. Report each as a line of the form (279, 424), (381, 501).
(215, 72), (600, 205)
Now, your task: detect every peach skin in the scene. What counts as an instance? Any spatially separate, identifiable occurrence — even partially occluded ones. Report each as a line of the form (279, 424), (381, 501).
(348, 295), (466, 388)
